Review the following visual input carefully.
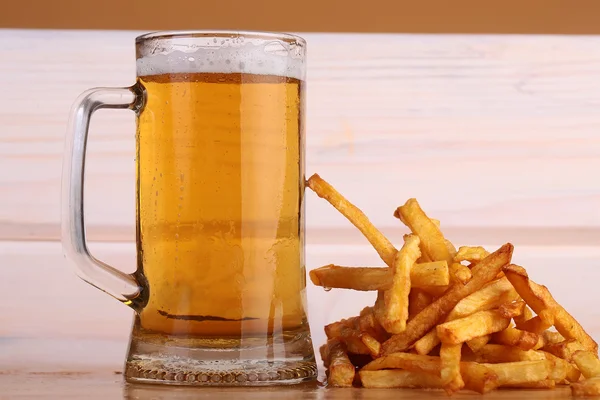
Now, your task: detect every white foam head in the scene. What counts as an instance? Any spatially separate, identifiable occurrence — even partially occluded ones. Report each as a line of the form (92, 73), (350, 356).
(137, 37), (305, 80)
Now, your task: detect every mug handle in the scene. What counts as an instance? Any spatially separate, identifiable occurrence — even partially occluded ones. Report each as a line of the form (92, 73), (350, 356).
(61, 87), (144, 307)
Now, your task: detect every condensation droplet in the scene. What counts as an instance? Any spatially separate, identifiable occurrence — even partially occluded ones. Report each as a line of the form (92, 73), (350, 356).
(323, 287), (332, 292)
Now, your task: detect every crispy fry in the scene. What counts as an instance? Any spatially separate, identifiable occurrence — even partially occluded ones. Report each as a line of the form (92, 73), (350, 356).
(571, 377), (600, 397)
(437, 310), (511, 345)
(483, 360), (551, 386)
(373, 235), (420, 334)
(357, 307), (389, 342)
(361, 352), (440, 373)
(466, 335), (491, 352)
(516, 315), (554, 334)
(476, 344), (546, 363)
(572, 350), (600, 378)
(448, 277), (519, 320)
(543, 330), (565, 345)
(360, 333), (381, 358)
(309, 261), (449, 292)
(513, 305), (534, 326)
(408, 289), (433, 321)
(497, 301), (525, 319)
(460, 362), (499, 394)
(543, 339), (587, 362)
(491, 327), (540, 351)
(504, 264), (598, 353)
(382, 243), (514, 355)
(325, 321), (370, 355)
(543, 351), (569, 382)
(394, 198), (453, 266)
(359, 370), (442, 389)
(455, 246), (490, 264)
(306, 174), (397, 266)
(320, 338), (355, 387)
(414, 329), (440, 355)
(567, 362), (582, 383)
(451, 262), (472, 284)
(440, 343), (465, 394)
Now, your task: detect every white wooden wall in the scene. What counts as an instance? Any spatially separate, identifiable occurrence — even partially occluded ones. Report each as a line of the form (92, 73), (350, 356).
(1, 31), (599, 362)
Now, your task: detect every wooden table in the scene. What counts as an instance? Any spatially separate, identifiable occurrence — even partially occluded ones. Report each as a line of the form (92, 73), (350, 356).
(2, 30), (600, 398)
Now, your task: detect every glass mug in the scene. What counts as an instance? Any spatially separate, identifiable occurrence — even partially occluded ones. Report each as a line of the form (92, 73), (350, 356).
(61, 31), (316, 385)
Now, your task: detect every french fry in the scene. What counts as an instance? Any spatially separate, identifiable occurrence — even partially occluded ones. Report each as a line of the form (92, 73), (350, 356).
(466, 335), (491, 352)
(309, 261), (449, 292)
(408, 289), (433, 321)
(325, 321), (370, 355)
(513, 305), (534, 326)
(572, 350), (600, 378)
(451, 262), (472, 284)
(483, 360), (551, 386)
(543, 351), (569, 382)
(357, 307), (389, 342)
(504, 264), (598, 353)
(306, 174), (397, 266)
(381, 243), (514, 355)
(543, 330), (565, 345)
(320, 338), (355, 387)
(394, 198), (454, 266)
(373, 235), (420, 334)
(359, 370), (442, 389)
(516, 315), (554, 334)
(460, 362), (499, 394)
(447, 277), (519, 320)
(360, 333), (381, 358)
(571, 377), (600, 397)
(497, 301), (525, 319)
(440, 343), (465, 394)
(361, 352), (440, 373)
(475, 344), (546, 363)
(491, 327), (540, 351)
(543, 339), (587, 362)
(567, 362), (582, 383)
(437, 310), (511, 345)
(455, 246), (490, 264)
(413, 329), (441, 355)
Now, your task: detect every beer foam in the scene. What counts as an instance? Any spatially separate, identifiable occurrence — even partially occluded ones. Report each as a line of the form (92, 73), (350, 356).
(137, 41), (305, 80)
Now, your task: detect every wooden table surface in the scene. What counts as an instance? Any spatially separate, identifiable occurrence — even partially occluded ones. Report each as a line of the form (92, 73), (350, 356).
(2, 29), (600, 398)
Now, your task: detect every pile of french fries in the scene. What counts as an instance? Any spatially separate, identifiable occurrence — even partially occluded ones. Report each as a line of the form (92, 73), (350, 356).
(307, 173), (599, 396)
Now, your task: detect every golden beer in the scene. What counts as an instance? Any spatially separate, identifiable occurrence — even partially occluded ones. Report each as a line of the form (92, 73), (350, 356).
(136, 72), (306, 338)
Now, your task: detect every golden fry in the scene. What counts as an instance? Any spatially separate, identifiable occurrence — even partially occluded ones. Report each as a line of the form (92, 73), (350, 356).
(394, 198), (453, 266)
(360, 333), (381, 358)
(513, 305), (534, 326)
(483, 360), (551, 386)
(413, 329), (440, 355)
(491, 327), (540, 351)
(374, 235), (420, 334)
(306, 174), (397, 266)
(504, 264), (598, 353)
(542, 351), (569, 382)
(320, 338), (355, 387)
(359, 369), (442, 389)
(451, 262), (472, 284)
(466, 335), (491, 352)
(325, 321), (370, 355)
(382, 243), (513, 355)
(440, 343), (465, 394)
(309, 261), (449, 292)
(455, 246), (490, 264)
(543, 339), (587, 362)
(572, 350), (600, 378)
(437, 310), (511, 345)
(475, 344), (545, 363)
(361, 352), (440, 373)
(503, 380), (555, 389)
(516, 315), (554, 334)
(543, 330), (565, 345)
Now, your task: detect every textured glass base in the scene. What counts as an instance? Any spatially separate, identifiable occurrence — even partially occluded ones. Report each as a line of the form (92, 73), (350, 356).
(124, 319), (317, 386)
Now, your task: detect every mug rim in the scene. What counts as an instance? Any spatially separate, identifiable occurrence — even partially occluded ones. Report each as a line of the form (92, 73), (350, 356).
(135, 30), (306, 47)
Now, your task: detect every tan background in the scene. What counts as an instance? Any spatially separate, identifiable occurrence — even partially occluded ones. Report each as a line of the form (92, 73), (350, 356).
(2, 0), (600, 34)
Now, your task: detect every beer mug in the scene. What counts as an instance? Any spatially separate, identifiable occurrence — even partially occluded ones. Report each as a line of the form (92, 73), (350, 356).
(61, 31), (316, 385)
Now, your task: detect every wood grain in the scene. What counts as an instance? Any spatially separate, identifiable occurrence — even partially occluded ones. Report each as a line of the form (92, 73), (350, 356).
(1, 30), (600, 245)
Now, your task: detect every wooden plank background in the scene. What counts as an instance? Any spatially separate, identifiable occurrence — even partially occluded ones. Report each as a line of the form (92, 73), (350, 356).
(1, 30), (600, 377)
(2, 0), (600, 34)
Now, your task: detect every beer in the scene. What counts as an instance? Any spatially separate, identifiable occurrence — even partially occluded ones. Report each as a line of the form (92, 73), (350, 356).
(136, 71), (306, 338)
